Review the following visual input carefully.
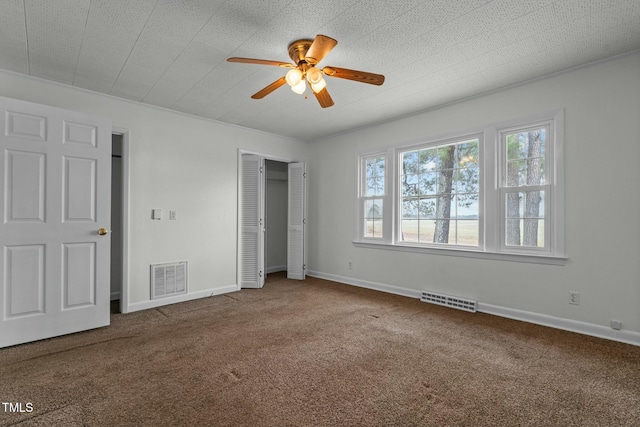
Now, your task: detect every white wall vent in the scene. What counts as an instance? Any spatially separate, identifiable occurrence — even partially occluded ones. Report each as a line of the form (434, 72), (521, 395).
(151, 261), (188, 299)
(421, 291), (477, 313)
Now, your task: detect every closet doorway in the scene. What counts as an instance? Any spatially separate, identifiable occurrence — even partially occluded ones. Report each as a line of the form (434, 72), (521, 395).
(238, 152), (305, 289)
(110, 128), (130, 313)
(264, 160), (288, 276)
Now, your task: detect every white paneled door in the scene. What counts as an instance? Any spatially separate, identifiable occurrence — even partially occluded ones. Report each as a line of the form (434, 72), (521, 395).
(241, 154), (264, 288)
(287, 162), (305, 280)
(0, 96), (111, 348)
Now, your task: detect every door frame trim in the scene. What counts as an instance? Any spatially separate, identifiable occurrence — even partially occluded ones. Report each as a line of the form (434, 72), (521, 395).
(113, 127), (131, 313)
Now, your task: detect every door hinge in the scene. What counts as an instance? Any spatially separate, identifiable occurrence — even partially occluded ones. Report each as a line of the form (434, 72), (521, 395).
(302, 264), (306, 270)
(303, 172), (307, 178)
(303, 218), (306, 224)
(260, 166), (264, 173)
(259, 271), (263, 277)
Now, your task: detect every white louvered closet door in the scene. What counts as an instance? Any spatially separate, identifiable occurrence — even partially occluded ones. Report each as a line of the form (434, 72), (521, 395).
(241, 154), (264, 288)
(287, 162), (305, 280)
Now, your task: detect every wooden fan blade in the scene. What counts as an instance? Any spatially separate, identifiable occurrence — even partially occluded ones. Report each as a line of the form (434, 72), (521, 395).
(322, 66), (385, 86)
(304, 35), (337, 65)
(313, 87), (334, 108)
(227, 57), (294, 68)
(251, 76), (287, 99)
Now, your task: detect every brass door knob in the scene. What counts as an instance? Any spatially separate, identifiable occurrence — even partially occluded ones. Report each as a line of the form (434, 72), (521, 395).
(98, 228), (109, 236)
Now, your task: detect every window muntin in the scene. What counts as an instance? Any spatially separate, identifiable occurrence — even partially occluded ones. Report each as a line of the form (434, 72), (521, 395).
(501, 126), (550, 250)
(361, 155), (385, 239)
(398, 138), (480, 246)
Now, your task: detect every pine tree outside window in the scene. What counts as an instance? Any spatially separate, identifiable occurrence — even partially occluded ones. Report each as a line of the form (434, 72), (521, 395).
(398, 138), (480, 247)
(500, 124), (552, 253)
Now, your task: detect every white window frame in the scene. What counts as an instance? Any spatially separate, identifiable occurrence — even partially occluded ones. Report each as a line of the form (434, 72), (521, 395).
(497, 122), (552, 255)
(394, 134), (484, 250)
(356, 152), (392, 243)
(354, 109), (565, 265)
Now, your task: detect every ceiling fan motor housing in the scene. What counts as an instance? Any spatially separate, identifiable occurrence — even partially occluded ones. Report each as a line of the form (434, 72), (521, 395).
(288, 39), (314, 65)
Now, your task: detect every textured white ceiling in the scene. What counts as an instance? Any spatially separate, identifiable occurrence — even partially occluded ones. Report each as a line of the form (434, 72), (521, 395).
(0, 0), (638, 141)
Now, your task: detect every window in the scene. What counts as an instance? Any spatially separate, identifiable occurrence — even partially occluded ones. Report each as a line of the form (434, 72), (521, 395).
(355, 110), (564, 263)
(398, 138), (480, 246)
(500, 125), (550, 252)
(361, 154), (385, 239)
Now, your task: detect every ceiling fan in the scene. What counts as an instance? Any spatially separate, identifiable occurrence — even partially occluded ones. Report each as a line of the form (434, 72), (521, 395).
(227, 35), (385, 108)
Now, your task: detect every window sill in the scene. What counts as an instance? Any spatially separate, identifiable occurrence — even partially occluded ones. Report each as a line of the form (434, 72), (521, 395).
(353, 241), (566, 265)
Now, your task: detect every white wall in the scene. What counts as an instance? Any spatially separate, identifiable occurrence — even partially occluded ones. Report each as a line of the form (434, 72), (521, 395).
(307, 52), (640, 342)
(0, 70), (308, 310)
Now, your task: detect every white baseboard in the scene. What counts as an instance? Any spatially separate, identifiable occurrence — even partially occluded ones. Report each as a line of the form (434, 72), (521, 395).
(307, 270), (640, 347)
(110, 291), (121, 301)
(479, 303), (640, 347)
(307, 271), (422, 299)
(125, 285), (238, 313)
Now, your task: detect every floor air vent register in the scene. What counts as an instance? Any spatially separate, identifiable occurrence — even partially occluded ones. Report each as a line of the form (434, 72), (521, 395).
(151, 261), (188, 299)
(421, 291), (477, 313)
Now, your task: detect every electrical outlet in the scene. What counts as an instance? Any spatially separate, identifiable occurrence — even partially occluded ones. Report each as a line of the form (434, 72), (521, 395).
(611, 320), (622, 330)
(169, 210), (177, 220)
(348, 261), (353, 270)
(569, 291), (580, 305)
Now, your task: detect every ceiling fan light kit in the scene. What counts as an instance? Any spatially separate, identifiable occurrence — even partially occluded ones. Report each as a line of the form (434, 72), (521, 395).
(285, 68), (303, 87)
(306, 66), (323, 83)
(291, 79), (307, 95)
(227, 35), (385, 108)
(310, 78), (326, 94)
